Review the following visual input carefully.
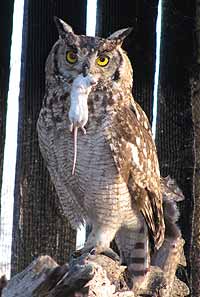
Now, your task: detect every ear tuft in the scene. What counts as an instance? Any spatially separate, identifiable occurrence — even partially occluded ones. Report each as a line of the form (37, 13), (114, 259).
(108, 27), (133, 42)
(54, 16), (74, 38)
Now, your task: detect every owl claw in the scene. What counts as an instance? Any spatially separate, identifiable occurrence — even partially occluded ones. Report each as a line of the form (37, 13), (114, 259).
(71, 246), (120, 262)
(89, 246), (120, 262)
(98, 247), (120, 262)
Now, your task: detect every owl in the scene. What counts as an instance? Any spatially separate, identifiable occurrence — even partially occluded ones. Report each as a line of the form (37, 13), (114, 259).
(37, 17), (165, 285)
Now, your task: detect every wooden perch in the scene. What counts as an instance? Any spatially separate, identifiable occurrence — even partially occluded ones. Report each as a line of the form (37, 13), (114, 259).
(2, 236), (189, 297)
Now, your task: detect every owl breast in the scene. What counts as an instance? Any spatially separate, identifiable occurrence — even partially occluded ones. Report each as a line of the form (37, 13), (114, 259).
(37, 101), (142, 230)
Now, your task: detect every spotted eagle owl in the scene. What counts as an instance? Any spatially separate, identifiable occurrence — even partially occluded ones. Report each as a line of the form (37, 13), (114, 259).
(37, 17), (165, 282)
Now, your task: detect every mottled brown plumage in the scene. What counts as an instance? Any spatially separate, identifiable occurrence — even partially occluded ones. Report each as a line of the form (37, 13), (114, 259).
(37, 17), (166, 284)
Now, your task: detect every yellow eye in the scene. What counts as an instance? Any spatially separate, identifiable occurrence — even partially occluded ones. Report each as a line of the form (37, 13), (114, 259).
(96, 55), (110, 67)
(66, 50), (78, 64)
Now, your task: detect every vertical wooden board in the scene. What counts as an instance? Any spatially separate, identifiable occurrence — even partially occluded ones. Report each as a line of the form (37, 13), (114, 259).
(156, 0), (195, 268)
(12, 0), (87, 275)
(190, 66), (200, 297)
(190, 1), (200, 293)
(0, 0), (14, 212)
(96, 0), (159, 122)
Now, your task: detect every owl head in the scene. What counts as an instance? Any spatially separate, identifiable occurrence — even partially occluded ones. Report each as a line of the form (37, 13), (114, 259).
(47, 17), (133, 87)
(46, 17), (133, 132)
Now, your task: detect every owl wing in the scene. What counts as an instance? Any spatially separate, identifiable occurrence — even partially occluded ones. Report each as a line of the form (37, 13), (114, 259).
(105, 101), (165, 249)
(37, 113), (86, 229)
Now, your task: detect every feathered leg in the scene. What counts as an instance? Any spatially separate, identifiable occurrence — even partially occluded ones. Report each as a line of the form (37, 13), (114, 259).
(74, 224), (120, 260)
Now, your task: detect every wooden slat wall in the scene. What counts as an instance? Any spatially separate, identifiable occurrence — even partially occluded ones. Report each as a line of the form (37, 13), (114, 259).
(0, 0), (14, 213)
(96, 0), (159, 122)
(156, 0), (195, 277)
(12, 0), (87, 275)
(191, 67), (200, 297)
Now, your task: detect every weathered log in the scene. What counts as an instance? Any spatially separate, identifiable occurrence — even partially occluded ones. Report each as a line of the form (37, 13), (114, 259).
(2, 236), (189, 297)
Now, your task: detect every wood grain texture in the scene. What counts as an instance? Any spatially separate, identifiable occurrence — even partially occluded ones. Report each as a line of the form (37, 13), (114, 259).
(2, 237), (189, 297)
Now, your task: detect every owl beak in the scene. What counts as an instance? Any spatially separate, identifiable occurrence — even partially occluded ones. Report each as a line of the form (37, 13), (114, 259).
(82, 62), (89, 77)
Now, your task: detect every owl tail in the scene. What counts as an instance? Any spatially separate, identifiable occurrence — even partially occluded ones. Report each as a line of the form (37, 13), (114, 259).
(115, 224), (150, 288)
(126, 226), (150, 281)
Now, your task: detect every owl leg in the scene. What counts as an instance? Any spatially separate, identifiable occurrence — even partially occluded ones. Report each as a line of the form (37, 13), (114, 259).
(75, 224), (119, 261)
(115, 222), (150, 288)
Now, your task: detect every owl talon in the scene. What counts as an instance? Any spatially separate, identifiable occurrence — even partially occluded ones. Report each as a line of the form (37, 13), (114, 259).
(100, 247), (120, 262)
(71, 246), (119, 262)
(71, 249), (85, 258)
(89, 246), (120, 262)
(71, 246), (95, 258)
(71, 246), (96, 258)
